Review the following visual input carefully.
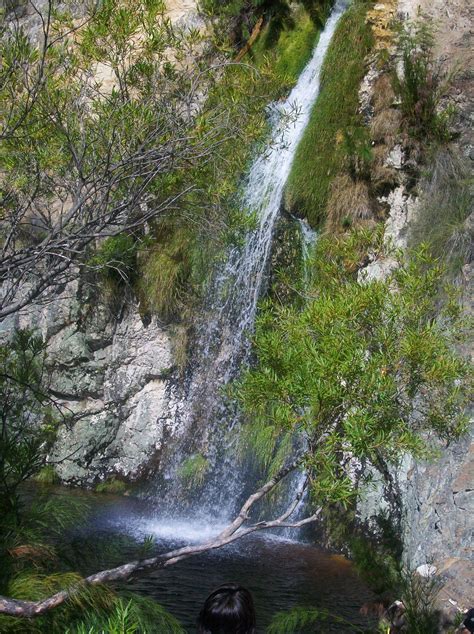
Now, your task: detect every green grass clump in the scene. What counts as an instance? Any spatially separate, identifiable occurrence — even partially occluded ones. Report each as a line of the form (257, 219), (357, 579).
(178, 453), (209, 488)
(95, 478), (127, 495)
(284, 0), (374, 227)
(250, 7), (324, 90)
(408, 148), (472, 274)
(137, 223), (197, 322)
(34, 465), (59, 486)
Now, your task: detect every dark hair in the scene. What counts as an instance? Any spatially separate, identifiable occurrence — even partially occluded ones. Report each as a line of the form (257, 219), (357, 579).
(464, 609), (474, 633)
(197, 583), (256, 634)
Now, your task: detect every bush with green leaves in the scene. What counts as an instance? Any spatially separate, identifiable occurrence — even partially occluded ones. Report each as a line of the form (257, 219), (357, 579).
(236, 229), (471, 507)
(89, 234), (139, 286)
(393, 18), (453, 142)
(0, 330), (59, 517)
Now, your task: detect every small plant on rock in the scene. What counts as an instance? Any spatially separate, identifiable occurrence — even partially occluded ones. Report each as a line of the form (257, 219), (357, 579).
(393, 18), (454, 142)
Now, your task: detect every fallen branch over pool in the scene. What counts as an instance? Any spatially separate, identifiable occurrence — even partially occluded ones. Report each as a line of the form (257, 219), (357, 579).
(0, 456), (320, 618)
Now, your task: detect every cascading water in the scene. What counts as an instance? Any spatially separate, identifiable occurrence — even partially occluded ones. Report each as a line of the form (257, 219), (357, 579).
(155, 1), (347, 526)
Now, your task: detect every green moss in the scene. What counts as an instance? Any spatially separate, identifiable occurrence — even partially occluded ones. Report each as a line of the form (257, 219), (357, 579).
(285, 0), (374, 227)
(178, 454), (209, 488)
(95, 478), (127, 495)
(34, 465), (59, 486)
(250, 7), (324, 90)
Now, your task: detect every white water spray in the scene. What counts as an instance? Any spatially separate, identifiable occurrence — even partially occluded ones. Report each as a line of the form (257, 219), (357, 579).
(155, 1), (347, 527)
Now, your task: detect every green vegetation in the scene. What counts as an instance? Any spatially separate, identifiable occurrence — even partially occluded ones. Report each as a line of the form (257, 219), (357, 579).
(178, 453), (210, 488)
(95, 478), (128, 495)
(237, 229), (470, 506)
(285, 0), (374, 227)
(0, 330), (59, 517)
(137, 224), (197, 322)
(1, 0), (293, 321)
(134, 1), (333, 320)
(408, 148), (472, 273)
(398, 569), (441, 634)
(200, 0), (328, 51)
(266, 567), (442, 633)
(0, 492), (183, 633)
(267, 605), (368, 633)
(0, 0), (336, 321)
(393, 18), (453, 142)
(250, 6), (324, 91)
(349, 516), (402, 595)
(65, 595), (185, 634)
(35, 465), (59, 486)
(89, 234), (139, 287)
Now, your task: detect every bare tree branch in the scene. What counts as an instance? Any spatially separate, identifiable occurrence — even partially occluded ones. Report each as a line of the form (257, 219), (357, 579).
(0, 457), (319, 618)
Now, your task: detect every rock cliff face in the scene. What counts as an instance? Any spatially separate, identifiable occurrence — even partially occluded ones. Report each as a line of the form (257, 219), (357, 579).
(356, 0), (473, 607)
(0, 0), (201, 486)
(0, 279), (176, 485)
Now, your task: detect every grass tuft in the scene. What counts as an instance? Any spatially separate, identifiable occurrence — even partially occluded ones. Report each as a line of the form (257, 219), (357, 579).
(95, 478), (127, 495)
(137, 223), (196, 323)
(325, 174), (374, 234)
(178, 453), (209, 488)
(250, 6), (325, 91)
(34, 465), (59, 486)
(284, 0), (374, 227)
(408, 148), (473, 273)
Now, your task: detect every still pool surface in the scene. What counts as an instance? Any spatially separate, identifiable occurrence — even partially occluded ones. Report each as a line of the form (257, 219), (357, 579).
(69, 493), (376, 633)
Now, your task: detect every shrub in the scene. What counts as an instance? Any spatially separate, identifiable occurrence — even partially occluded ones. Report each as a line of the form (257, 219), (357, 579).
(236, 229), (470, 506)
(89, 234), (139, 286)
(393, 18), (453, 142)
(399, 569), (441, 634)
(0, 330), (58, 517)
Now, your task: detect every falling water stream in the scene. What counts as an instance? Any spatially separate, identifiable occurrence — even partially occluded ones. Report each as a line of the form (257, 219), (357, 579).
(156, 0), (348, 522)
(62, 4), (378, 630)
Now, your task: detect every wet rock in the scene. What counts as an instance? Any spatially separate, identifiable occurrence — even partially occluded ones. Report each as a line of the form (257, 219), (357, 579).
(3, 279), (176, 486)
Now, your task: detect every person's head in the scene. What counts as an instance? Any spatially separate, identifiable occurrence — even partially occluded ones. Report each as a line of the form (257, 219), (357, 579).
(197, 583), (256, 634)
(463, 609), (474, 633)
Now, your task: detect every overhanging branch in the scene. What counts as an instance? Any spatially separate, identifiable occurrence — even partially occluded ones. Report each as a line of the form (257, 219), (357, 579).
(0, 457), (319, 618)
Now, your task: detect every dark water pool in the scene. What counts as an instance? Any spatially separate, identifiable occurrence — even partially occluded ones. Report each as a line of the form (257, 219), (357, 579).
(65, 492), (375, 633)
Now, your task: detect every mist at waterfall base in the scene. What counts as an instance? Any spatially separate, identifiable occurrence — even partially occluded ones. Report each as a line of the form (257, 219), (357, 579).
(72, 3), (376, 631)
(152, 0), (349, 525)
(77, 493), (375, 633)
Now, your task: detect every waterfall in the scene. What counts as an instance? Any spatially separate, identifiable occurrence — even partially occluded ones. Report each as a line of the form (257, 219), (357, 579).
(156, 1), (347, 525)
